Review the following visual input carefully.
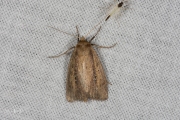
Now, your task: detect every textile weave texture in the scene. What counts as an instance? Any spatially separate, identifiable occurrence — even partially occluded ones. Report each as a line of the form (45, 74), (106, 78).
(1, 0), (180, 119)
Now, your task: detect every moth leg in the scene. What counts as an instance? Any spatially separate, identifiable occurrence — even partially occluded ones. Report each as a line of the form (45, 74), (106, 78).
(89, 26), (102, 43)
(91, 43), (117, 48)
(48, 46), (75, 58)
(76, 26), (80, 41)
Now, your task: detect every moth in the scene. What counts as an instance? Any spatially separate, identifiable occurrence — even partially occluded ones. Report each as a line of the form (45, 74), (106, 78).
(48, 26), (116, 102)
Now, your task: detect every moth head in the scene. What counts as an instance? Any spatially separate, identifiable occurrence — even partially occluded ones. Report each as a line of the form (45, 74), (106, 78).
(79, 36), (86, 41)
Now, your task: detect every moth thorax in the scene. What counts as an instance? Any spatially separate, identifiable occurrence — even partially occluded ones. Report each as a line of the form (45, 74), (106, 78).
(76, 41), (91, 55)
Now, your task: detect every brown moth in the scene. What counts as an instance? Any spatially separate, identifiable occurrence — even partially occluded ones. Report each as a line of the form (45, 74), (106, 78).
(48, 26), (116, 102)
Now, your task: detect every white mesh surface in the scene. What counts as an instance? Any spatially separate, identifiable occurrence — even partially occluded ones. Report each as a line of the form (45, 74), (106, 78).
(1, 0), (180, 119)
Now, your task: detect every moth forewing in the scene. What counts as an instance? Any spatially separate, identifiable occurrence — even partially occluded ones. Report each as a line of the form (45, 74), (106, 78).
(90, 47), (108, 99)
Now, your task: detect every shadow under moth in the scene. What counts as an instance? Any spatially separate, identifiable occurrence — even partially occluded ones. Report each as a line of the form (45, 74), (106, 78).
(48, 26), (116, 102)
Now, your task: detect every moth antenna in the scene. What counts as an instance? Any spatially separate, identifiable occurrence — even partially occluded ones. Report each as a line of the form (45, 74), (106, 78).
(76, 26), (80, 41)
(85, 20), (104, 38)
(89, 26), (101, 42)
(47, 26), (78, 39)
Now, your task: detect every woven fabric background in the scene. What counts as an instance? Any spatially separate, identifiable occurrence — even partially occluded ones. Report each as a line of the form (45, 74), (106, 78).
(1, 0), (180, 119)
